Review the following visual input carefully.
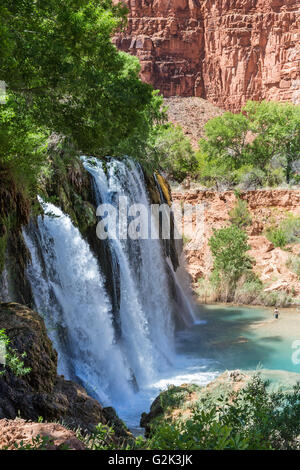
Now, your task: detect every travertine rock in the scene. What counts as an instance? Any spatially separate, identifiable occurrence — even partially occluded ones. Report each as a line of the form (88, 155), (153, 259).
(0, 418), (86, 450)
(172, 189), (300, 296)
(114, 0), (300, 111)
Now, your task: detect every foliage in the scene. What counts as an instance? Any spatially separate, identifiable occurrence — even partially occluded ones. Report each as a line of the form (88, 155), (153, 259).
(0, 0), (165, 192)
(287, 255), (300, 280)
(8, 435), (55, 451)
(229, 196), (252, 228)
(233, 275), (263, 305)
(244, 101), (300, 183)
(0, 102), (48, 197)
(208, 225), (253, 289)
(265, 226), (288, 248)
(199, 112), (249, 171)
(265, 213), (300, 248)
(148, 124), (198, 181)
(0, 329), (31, 377)
(197, 101), (300, 188)
(145, 375), (300, 450)
(196, 152), (237, 189)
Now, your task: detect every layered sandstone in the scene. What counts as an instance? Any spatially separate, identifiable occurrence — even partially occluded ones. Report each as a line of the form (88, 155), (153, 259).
(114, 0), (300, 111)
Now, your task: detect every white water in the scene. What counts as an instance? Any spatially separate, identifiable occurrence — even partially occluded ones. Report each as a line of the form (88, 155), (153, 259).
(23, 201), (133, 404)
(24, 158), (212, 430)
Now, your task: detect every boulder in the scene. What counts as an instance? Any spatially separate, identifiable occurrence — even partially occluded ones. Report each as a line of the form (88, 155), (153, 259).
(0, 418), (86, 450)
(0, 303), (129, 439)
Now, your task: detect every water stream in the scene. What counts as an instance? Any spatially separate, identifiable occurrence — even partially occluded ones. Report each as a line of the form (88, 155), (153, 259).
(22, 158), (300, 432)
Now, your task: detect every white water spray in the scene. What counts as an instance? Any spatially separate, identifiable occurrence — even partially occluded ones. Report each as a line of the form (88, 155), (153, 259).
(24, 158), (198, 421)
(23, 200), (133, 405)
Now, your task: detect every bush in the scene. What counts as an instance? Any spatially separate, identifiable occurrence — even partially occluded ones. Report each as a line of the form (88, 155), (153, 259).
(197, 101), (300, 188)
(236, 166), (265, 190)
(150, 124), (198, 181)
(0, 329), (31, 377)
(208, 225), (253, 293)
(258, 290), (293, 307)
(146, 375), (300, 450)
(229, 196), (252, 229)
(265, 226), (288, 248)
(287, 255), (300, 279)
(234, 276), (263, 304)
(265, 214), (300, 248)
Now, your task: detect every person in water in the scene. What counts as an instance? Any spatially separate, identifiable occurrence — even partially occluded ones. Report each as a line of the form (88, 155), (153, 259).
(274, 308), (279, 319)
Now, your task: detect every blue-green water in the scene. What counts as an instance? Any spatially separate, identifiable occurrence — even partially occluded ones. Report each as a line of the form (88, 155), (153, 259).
(120, 304), (300, 431)
(176, 304), (300, 386)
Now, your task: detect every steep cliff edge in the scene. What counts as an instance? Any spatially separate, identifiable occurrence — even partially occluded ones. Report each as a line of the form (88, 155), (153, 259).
(173, 188), (300, 303)
(114, 0), (300, 111)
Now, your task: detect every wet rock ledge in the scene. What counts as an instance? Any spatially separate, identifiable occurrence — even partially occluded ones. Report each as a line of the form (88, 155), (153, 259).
(0, 302), (130, 441)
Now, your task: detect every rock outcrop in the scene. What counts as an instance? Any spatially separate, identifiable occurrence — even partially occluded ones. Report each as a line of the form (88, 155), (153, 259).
(0, 303), (130, 440)
(140, 370), (249, 437)
(0, 418), (86, 450)
(172, 189), (300, 298)
(114, 0), (300, 111)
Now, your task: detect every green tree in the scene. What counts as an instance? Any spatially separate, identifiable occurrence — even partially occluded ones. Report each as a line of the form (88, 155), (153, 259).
(149, 124), (198, 181)
(0, 1), (164, 165)
(198, 101), (300, 186)
(209, 225), (253, 288)
(199, 112), (249, 171)
(244, 101), (300, 183)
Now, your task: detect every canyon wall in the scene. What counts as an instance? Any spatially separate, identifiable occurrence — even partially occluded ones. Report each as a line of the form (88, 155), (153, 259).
(172, 188), (300, 298)
(114, 0), (300, 111)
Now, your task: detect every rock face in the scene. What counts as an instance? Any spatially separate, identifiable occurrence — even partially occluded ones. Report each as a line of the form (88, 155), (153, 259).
(172, 189), (300, 298)
(0, 418), (86, 450)
(0, 303), (130, 439)
(114, 0), (300, 111)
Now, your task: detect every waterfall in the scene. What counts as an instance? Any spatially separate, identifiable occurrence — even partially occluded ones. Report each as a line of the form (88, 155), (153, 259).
(82, 158), (176, 380)
(24, 158), (196, 413)
(23, 200), (133, 405)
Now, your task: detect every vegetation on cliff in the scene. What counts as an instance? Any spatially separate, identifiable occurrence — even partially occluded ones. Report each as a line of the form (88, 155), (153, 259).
(197, 195), (296, 307)
(137, 374), (300, 450)
(197, 101), (300, 189)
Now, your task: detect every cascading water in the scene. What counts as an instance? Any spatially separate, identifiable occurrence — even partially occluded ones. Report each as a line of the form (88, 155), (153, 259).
(24, 158), (203, 429)
(82, 158), (180, 380)
(23, 200), (133, 405)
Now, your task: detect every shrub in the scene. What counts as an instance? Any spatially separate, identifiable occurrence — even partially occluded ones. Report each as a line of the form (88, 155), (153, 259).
(287, 255), (300, 279)
(234, 276), (263, 304)
(265, 214), (300, 248)
(229, 197), (252, 229)
(208, 225), (253, 293)
(259, 290), (293, 307)
(197, 101), (300, 187)
(265, 226), (288, 248)
(146, 375), (300, 450)
(237, 166), (265, 190)
(150, 124), (198, 181)
(197, 278), (217, 303)
(0, 329), (31, 377)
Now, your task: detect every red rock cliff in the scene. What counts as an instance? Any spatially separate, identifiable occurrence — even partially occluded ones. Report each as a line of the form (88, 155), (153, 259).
(114, 0), (300, 111)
